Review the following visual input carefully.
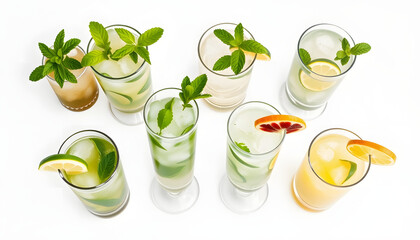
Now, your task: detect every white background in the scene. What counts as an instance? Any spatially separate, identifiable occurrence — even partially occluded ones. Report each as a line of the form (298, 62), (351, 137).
(1, 0), (419, 239)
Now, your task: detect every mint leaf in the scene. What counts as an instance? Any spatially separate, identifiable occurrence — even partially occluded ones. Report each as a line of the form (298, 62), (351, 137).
(335, 50), (346, 60)
(98, 152), (116, 182)
(341, 56), (350, 66)
(299, 48), (311, 66)
(230, 49), (245, 75)
(148, 134), (166, 151)
(135, 46), (150, 64)
(38, 43), (56, 58)
(350, 43), (371, 55)
(62, 38), (81, 55)
(89, 21), (109, 50)
(53, 65), (64, 88)
(234, 23), (244, 44)
(29, 66), (46, 81)
(43, 61), (54, 76)
(138, 27), (164, 46)
(235, 142), (250, 153)
(112, 45), (135, 60)
(81, 50), (107, 67)
(129, 51), (138, 63)
(115, 28), (136, 44)
(62, 67), (77, 83)
(229, 147), (258, 168)
(213, 55), (231, 71)
(157, 97), (175, 134)
(181, 76), (191, 92)
(340, 159), (357, 184)
(62, 57), (82, 70)
(181, 124), (195, 135)
(240, 40), (270, 56)
(213, 29), (234, 45)
(54, 29), (65, 51)
(190, 74), (207, 98)
(341, 38), (350, 52)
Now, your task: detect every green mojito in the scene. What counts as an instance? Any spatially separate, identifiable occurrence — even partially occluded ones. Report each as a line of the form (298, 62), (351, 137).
(39, 130), (130, 216)
(83, 22), (163, 125)
(144, 75), (210, 213)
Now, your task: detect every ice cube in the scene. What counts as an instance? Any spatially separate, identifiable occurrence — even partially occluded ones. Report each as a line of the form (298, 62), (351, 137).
(329, 165), (349, 185)
(94, 60), (124, 78)
(173, 100), (195, 130)
(118, 56), (138, 76)
(67, 48), (78, 58)
(67, 171), (101, 188)
(316, 145), (335, 162)
(67, 139), (99, 165)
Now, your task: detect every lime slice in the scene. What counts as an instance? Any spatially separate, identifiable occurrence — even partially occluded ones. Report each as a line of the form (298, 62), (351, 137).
(39, 154), (88, 175)
(299, 59), (341, 91)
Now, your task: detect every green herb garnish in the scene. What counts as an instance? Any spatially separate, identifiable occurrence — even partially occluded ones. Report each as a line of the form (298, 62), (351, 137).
(155, 74), (211, 135)
(212, 23), (270, 75)
(235, 142), (250, 153)
(98, 152), (117, 182)
(299, 37), (371, 67)
(29, 30), (82, 88)
(81, 21), (163, 67)
(334, 38), (371, 65)
(157, 97), (175, 135)
(179, 74), (211, 110)
(340, 159), (357, 184)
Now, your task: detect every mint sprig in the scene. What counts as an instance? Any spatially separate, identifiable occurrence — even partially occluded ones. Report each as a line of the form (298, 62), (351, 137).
(81, 21), (163, 66)
(179, 74), (211, 110)
(155, 74), (211, 136)
(212, 23), (270, 75)
(340, 159), (357, 184)
(334, 38), (371, 66)
(29, 30), (82, 88)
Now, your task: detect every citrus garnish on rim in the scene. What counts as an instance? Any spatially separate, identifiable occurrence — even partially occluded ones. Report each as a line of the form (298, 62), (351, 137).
(229, 46), (271, 61)
(255, 115), (306, 134)
(299, 59), (341, 91)
(38, 154), (88, 175)
(346, 140), (396, 166)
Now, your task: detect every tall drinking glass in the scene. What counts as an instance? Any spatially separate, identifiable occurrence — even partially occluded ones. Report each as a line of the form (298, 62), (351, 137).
(220, 101), (284, 213)
(87, 24), (153, 125)
(58, 130), (130, 216)
(198, 23), (256, 108)
(144, 88), (199, 213)
(292, 128), (371, 211)
(282, 23), (356, 119)
(43, 46), (99, 111)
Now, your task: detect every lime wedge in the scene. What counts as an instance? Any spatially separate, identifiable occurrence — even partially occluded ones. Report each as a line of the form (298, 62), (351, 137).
(39, 154), (88, 175)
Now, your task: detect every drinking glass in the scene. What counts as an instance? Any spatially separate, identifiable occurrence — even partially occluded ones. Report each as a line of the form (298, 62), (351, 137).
(87, 24), (153, 125)
(43, 46), (99, 111)
(292, 128), (371, 211)
(282, 23), (356, 119)
(220, 101), (284, 213)
(198, 23), (256, 108)
(58, 130), (130, 216)
(144, 88), (199, 213)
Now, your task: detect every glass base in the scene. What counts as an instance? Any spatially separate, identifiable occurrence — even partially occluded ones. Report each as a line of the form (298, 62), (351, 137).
(219, 175), (268, 214)
(204, 96), (245, 110)
(109, 104), (144, 125)
(291, 175), (323, 212)
(88, 190), (131, 217)
(280, 83), (326, 120)
(150, 177), (199, 214)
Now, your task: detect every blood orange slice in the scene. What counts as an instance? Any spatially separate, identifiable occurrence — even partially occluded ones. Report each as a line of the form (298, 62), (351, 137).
(254, 115), (306, 134)
(346, 140), (396, 166)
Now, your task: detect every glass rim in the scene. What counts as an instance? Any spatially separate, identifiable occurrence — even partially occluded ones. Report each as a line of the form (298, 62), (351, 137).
(86, 24), (148, 81)
(227, 101), (285, 156)
(197, 22), (257, 77)
(42, 45), (88, 82)
(57, 129), (120, 190)
(307, 128), (371, 188)
(143, 87), (200, 140)
(297, 23), (357, 78)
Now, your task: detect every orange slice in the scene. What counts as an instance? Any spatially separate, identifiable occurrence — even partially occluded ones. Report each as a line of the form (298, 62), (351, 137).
(346, 140), (396, 166)
(255, 115), (306, 134)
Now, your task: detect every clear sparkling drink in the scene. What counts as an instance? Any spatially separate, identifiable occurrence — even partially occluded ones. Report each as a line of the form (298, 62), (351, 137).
(198, 23), (256, 108)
